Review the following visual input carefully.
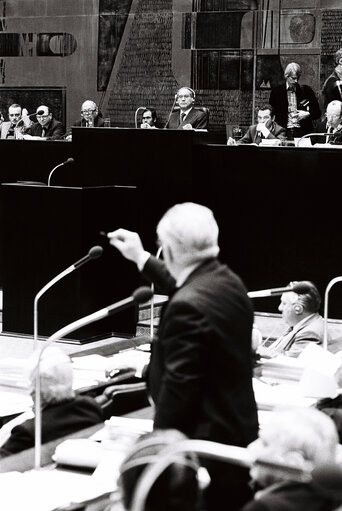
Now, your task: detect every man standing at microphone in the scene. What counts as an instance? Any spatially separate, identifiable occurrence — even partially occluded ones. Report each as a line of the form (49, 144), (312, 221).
(108, 202), (258, 511)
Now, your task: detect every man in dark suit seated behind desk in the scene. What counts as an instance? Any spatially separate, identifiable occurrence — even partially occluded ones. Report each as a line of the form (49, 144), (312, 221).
(17, 105), (65, 141)
(0, 347), (103, 457)
(227, 104), (286, 145)
(166, 87), (208, 130)
(313, 100), (342, 145)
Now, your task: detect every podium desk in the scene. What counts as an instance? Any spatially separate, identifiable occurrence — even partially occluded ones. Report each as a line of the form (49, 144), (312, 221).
(0, 183), (139, 342)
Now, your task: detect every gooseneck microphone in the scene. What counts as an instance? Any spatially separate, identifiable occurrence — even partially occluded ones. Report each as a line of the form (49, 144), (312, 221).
(164, 94), (178, 129)
(323, 276), (342, 350)
(33, 245), (103, 350)
(135, 107), (147, 128)
(33, 286), (152, 470)
(47, 157), (74, 186)
(248, 281), (311, 298)
(296, 132), (333, 146)
(129, 440), (342, 511)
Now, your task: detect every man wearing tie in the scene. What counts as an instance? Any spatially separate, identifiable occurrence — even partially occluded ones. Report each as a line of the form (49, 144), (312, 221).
(227, 104), (286, 145)
(256, 281), (328, 359)
(19, 105), (65, 140)
(269, 62), (321, 139)
(166, 87), (208, 130)
(314, 100), (342, 145)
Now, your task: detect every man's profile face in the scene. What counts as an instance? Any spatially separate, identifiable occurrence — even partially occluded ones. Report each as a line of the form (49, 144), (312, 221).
(278, 292), (300, 326)
(257, 109), (273, 125)
(8, 106), (22, 125)
(326, 103), (342, 129)
(177, 88), (194, 111)
(141, 110), (154, 126)
(36, 106), (52, 127)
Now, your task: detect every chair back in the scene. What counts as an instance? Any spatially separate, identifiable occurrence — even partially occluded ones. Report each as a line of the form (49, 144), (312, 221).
(95, 381), (149, 420)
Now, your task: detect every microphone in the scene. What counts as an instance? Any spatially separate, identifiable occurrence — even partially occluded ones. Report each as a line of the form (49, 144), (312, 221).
(296, 132), (333, 146)
(135, 107), (147, 129)
(14, 110), (45, 136)
(164, 95), (178, 129)
(47, 157), (74, 186)
(33, 245), (103, 350)
(150, 246), (163, 341)
(129, 439), (342, 511)
(323, 276), (342, 350)
(248, 281), (311, 298)
(33, 286), (153, 470)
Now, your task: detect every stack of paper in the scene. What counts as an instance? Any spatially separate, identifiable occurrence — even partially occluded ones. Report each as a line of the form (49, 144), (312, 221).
(259, 355), (304, 383)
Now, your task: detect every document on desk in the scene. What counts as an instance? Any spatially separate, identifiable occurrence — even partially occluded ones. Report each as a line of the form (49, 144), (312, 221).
(0, 468), (115, 511)
(253, 378), (317, 411)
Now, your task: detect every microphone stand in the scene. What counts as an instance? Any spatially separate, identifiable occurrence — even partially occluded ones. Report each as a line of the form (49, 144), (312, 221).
(135, 107), (147, 129)
(296, 132), (332, 147)
(129, 439), (313, 511)
(323, 276), (342, 350)
(34, 286), (152, 470)
(47, 157), (74, 186)
(150, 246), (163, 341)
(164, 96), (178, 129)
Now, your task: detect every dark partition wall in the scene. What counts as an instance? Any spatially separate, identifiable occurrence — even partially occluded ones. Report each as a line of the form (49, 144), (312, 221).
(0, 184), (139, 342)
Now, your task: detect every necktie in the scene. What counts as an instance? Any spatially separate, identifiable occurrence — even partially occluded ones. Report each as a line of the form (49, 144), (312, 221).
(41, 128), (46, 137)
(180, 113), (186, 124)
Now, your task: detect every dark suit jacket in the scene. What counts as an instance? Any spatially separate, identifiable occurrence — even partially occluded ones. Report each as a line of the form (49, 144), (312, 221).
(238, 122), (286, 145)
(322, 70), (342, 108)
(26, 118), (65, 140)
(269, 83), (321, 135)
(143, 256), (258, 447)
(166, 107), (208, 130)
(0, 395), (103, 457)
(313, 119), (342, 145)
(73, 116), (105, 128)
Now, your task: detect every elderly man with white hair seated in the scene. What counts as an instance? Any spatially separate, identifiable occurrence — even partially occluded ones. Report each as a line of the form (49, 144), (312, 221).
(0, 347), (103, 457)
(107, 202), (258, 511)
(242, 407), (342, 511)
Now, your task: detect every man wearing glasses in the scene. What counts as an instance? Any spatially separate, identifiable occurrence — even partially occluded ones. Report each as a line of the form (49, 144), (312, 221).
(166, 87), (209, 130)
(0, 104), (32, 139)
(20, 105), (65, 140)
(76, 100), (104, 128)
(313, 100), (342, 145)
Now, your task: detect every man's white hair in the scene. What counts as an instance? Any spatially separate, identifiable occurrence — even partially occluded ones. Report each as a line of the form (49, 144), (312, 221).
(29, 346), (75, 405)
(157, 202), (219, 265)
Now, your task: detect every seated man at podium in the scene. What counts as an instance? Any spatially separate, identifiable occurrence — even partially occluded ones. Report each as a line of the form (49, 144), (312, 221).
(227, 104), (286, 145)
(256, 281), (327, 359)
(0, 347), (103, 457)
(313, 100), (342, 145)
(166, 87), (209, 130)
(0, 103), (32, 139)
(17, 105), (65, 140)
(75, 100), (104, 128)
(140, 108), (158, 129)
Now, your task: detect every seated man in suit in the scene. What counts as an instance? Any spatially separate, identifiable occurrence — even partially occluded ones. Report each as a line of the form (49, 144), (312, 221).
(242, 407), (341, 511)
(76, 99), (104, 128)
(166, 87), (208, 130)
(140, 108), (158, 129)
(17, 105), (65, 140)
(0, 347), (103, 457)
(256, 281), (328, 359)
(313, 100), (342, 145)
(227, 104), (286, 145)
(0, 103), (32, 139)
